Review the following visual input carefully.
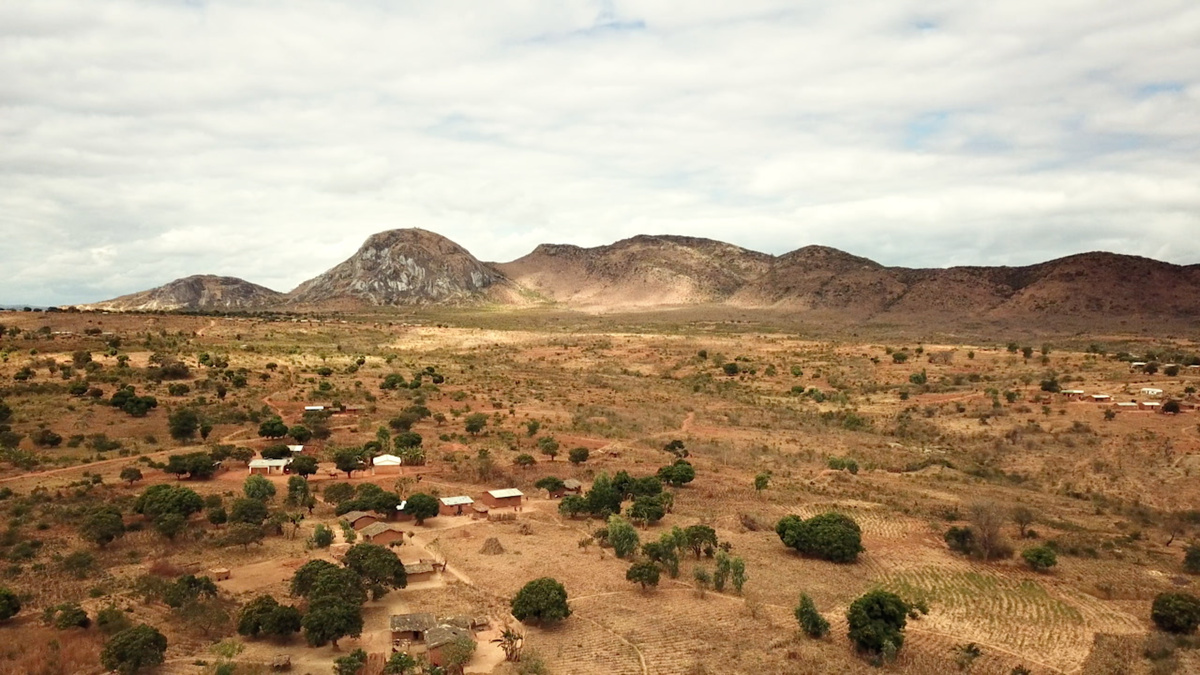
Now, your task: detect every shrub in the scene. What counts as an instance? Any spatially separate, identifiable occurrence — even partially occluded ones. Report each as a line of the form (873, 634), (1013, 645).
(511, 578), (571, 625)
(0, 587), (18, 621)
(847, 590), (909, 655)
(1151, 592), (1200, 634)
(1021, 545), (1057, 572)
(776, 513), (864, 563)
(101, 624), (168, 674)
(944, 526), (975, 554)
(795, 593), (829, 638)
(1184, 544), (1200, 574)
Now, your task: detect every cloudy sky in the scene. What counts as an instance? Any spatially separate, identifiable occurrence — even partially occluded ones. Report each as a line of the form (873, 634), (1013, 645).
(2, 0), (1198, 305)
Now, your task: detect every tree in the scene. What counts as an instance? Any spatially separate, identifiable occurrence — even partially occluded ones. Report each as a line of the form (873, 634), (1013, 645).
(285, 475), (310, 507)
(568, 446), (589, 464)
(776, 513), (863, 563)
(311, 524), (334, 548)
(1021, 546), (1057, 572)
(97, 605), (131, 635)
(333, 448), (366, 478)
(230, 498), (269, 525)
(344, 543), (408, 600)
(163, 574), (217, 608)
(968, 500), (1011, 560)
(163, 452), (217, 480)
(168, 408), (201, 442)
(207, 506), (227, 526)
(607, 515), (640, 559)
(730, 556), (748, 594)
(534, 476), (565, 495)
(1164, 400), (1182, 414)
(223, 523), (265, 549)
(403, 492), (439, 524)
(663, 439), (687, 457)
(237, 595), (303, 640)
(1185, 544), (1200, 574)
(558, 495), (588, 518)
(796, 593), (830, 638)
(464, 412), (488, 435)
(584, 473), (622, 517)
(81, 509), (125, 548)
(511, 577), (571, 625)
(1151, 592), (1200, 634)
(537, 436), (560, 461)
(1012, 506), (1036, 539)
(288, 425), (312, 443)
(290, 560), (340, 598)
(258, 417), (288, 438)
(514, 453), (536, 468)
(384, 652), (420, 675)
(134, 484), (203, 520)
(323, 482), (355, 505)
(684, 524), (718, 559)
(944, 526), (975, 554)
(154, 512), (187, 540)
(754, 472), (770, 492)
(119, 467), (143, 486)
(847, 590), (908, 655)
(627, 495), (666, 526)
(0, 587), (20, 621)
(302, 596), (364, 648)
(441, 635), (477, 675)
(101, 624), (168, 675)
(657, 459), (695, 487)
(290, 454), (318, 478)
(243, 474), (277, 501)
(626, 561), (660, 591)
(334, 648), (369, 675)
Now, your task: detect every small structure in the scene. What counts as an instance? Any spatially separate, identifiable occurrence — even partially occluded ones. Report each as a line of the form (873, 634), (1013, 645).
(439, 495), (474, 516)
(1140, 401), (1162, 411)
(210, 567), (231, 581)
(360, 522), (406, 546)
(248, 458), (292, 475)
(286, 445), (305, 455)
(426, 625), (475, 668)
(1116, 402), (1139, 409)
(270, 654), (291, 671)
(372, 454), (403, 475)
(482, 488), (524, 510)
(1140, 388), (1164, 398)
(1090, 394), (1112, 403)
(390, 612), (437, 643)
(471, 502), (489, 520)
(1130, 362), (1147, 371)
(342, 511), (378, 530)
(1060, 389), (1085, 400)
(404, 560), (437, 582)
(562, 478), (583, 495)
(304, 405), (326, 412)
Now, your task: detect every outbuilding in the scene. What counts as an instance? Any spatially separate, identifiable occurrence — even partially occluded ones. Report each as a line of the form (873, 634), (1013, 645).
(404, 560), (437, 582)
(482, 488), (523, 510)
(360, 522), (406, 546)
(248, 458), (292, 475)
(390, 612), (437, 643)
(426, 625), (476, 668)
(439, 496), (474, 516)
(342, 511), (378, 530)
(372, 454), (403, 475)
(563, 478), (582, 495)
(1090, 394), (1112, 403)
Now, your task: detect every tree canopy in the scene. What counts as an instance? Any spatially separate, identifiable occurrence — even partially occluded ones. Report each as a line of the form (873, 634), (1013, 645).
(776, 512), (864, 563)
(100, 624), (168, 675)
(511, 577), (571, 625)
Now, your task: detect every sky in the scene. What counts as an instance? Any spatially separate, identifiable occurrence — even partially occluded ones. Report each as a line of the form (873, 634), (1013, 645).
(2, 0), (1199, 305)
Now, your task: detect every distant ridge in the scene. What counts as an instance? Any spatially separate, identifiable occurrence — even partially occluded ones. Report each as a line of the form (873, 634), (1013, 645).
(77, 229), (1200, 322)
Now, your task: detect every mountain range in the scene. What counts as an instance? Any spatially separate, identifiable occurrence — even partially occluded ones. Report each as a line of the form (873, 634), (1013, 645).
(77, 228), (1200, 321)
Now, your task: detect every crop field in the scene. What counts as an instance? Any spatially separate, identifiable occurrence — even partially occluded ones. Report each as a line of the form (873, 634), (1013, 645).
(0, 308), (1198, 674)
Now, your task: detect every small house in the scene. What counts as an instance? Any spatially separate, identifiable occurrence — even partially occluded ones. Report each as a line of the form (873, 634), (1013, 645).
(342, 511), (378, 530)
(390, 612), (437, 643)
(360, 522), (406, 546)
(304, 405), (326, 412)
(1090, 394), (1112, 403)
(471, 502), (489, 520)
(210, 568), (231, 581)
(372, 454), (403, 475)
(426, 625), (476, 668)
(1140, 388), (1164, 398)
(1061, 389), (1085, 400)
(439, 496), (474, 516)
(1116, 402), (1139, 409)
(1140, 401), (1162, 411)
(404, 560), (437, 582)
(563, 478), (583, 495)
(248, 458), (292, 475)
(482, 488), (523, 510)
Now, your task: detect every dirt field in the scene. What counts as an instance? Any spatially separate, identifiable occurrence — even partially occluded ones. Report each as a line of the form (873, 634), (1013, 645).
(0, 308), (1198, 674)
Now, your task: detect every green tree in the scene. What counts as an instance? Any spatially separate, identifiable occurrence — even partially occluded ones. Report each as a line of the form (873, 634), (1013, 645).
(1021, 545), (1057, 572)
(657, 459), (695, 487)
(627, 495), (666, 526)
(568, 446), (589, 464)
(534, 476), (565, 495)
(323, 482), (355, 505)
(333, 448), (366, 478)
(164, 574), (217, 608)
(394, 431), (422, 449)
(223, 523), (265, 549)
(290, 560), (340, 598)
(243, 474), (277, 501)
(441, 635), (477, 675)
(237, 595), (302, 639)
(288, 425), (312, 443)
(163, 452), (218, 480)
(511, 577), (571, 625)
(464, 412), (488, 435)
(514, 453), (536, 468)
(776, 513), (864, 563)
(558, 495), (588, 518)
(302, 596), (363, 648)
(257, 417), (288, 438)
(402, 492), (439, 524)
(1151, 592), (1200, 634)
(334, 648), (369, 675)
(626, 561), (661, 591)
(847, 590), (909, 655)
(134, 484), (204, 520)
(285, 475), (310, 507)
(311, 524), (334, 548)
(154, 512), (187, 540)
(684, 524), (718, 559)
(0, 587), (20, 621)
(230, 498), (269, 525)
(537, 436), (560, 461)
(344, 543), (408, 600)
(119, 467), (143, 485)
(101, 624), (168, 674)
(290, 454), (318, 478)
(754, 472), (770, 492)
(384, 652), (420, 674)
(607, 515), (640, 559)
(167, 408), (201, 442)
(730, 557), (748, 594)
(795, 594), (829, 638)
(82, 509), (126, 548)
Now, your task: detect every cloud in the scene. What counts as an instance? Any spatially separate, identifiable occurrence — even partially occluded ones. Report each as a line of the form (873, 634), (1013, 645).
(1, 0), (1198, 304)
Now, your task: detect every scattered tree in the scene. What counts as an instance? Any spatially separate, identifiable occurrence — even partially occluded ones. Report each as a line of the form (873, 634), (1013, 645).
(243, 474), (277, 502)
(568, 446), (589, 464)
(607, 515), (640, 559)
(796, 593), (829, 638)
(119, 467), (143, 486)
(1021, 545), (1057, 572)
(1151, 592), (1200, 634)
(100, 624), (168, 675)
(511, 577), (571, 625)
(626, 561), (661, 591)
(344, 543), (408, 600)
(0, 587), (20, 621)
(402, 492), (439, 524)
(464, 412), (488, 435)
(847, 590), (909, 656)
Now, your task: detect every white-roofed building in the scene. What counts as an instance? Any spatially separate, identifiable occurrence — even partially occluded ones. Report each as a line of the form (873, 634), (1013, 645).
(372, 454), (403, 474)
(248, 458), (292, 475)
(439, 496), (474, 516)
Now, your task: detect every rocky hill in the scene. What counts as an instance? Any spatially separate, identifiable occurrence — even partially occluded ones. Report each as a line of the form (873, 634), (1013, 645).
(496, 235), (774, 308)
(286, 228), (510, 306)
(79, 275), (283, 312)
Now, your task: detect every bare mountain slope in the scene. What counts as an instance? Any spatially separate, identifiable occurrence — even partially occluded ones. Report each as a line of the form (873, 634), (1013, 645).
(287, 228), (511, 306)
(496, 235), (774, 308)
(79, 275), (283, 312)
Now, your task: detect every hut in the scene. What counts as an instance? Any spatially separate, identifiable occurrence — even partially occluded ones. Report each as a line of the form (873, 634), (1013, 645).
(390, 612), (437, 643)
(342, 511), (378, 530)
(439, 496), (474, 517)
(426, 625), (476, 668)
(562, 478), (583, 495)
(361, 522), (406, 546)
(471, 502), (489, 520)
(482, 488), (523, 510)
(404, 560), (437, 582)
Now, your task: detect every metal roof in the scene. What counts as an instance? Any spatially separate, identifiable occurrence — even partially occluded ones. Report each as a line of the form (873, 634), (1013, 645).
(372, 454), (403, 465)
(487, 488), (524, 499)
(440, 496), (474, 506)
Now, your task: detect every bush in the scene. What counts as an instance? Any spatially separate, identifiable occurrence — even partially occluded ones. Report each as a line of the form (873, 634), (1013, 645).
(568, 447), (589, 464)
(847, 590), (909, 655)
(944, 526), (975, 554)
(795, 593), (829, 638)
(97, 605), (131, 635)
(1151, 592), (1200, 634)
(1021, 545), (1057, 572)
(776, 513), (864, 563)
(0, 587), (18, 621)
(511, 578), (571, 625)
(1185, 544), (1200, 574)
(101, 624), (168, 674)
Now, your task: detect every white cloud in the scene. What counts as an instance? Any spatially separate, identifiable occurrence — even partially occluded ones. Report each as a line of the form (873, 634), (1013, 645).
(1, 0), (1198, 304)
